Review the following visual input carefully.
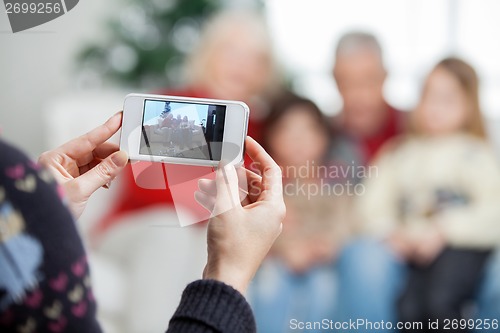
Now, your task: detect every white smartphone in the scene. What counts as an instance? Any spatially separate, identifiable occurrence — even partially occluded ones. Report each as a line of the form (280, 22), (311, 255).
(120, 93), (250, 167)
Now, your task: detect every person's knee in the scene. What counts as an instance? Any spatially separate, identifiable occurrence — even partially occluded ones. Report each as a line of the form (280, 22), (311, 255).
(478, 251), (500, 300)
(339, 237), (403, 282)
(340, 238), (394, 265)
(477, 250), (500, 316)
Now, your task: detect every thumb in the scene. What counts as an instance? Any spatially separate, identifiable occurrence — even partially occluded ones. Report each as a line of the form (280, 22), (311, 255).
(214, 163), (241, 215)
(76, 150), (128, 197)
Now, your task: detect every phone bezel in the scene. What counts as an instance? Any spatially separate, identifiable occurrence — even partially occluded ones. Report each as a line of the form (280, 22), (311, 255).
(120, 93), (249, 167)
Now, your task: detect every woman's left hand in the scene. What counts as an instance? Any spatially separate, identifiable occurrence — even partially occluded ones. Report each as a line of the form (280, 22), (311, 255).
(38, 112), (128, 219)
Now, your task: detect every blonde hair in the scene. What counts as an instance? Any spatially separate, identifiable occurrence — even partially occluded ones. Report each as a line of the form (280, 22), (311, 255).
(184, 10), (278, 93)
(412, 57), (486, 139)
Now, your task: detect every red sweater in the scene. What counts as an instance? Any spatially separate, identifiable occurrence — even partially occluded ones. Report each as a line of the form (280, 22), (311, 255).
(361, 104), (406, 163)
(334, 104), (407, 165)
(95, 88), (264, 235)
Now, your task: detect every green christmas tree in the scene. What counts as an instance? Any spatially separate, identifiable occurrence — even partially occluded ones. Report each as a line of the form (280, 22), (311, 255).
(77, 0), (224, 90)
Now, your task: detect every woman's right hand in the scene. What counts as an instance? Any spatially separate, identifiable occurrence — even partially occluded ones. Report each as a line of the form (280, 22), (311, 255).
(195, 137), (286, 295)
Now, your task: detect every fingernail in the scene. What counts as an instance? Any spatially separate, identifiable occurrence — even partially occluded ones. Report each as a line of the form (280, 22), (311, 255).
(111, 150), (128, 167)
(108, 112), (121, 122)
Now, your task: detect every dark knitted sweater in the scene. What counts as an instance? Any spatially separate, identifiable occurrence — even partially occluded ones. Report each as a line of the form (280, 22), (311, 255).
(0, 139), (256, 333)
(168, 279), (255, 332)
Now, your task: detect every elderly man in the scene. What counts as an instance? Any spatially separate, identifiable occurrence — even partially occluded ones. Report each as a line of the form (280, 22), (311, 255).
(329, 32), (406, 174)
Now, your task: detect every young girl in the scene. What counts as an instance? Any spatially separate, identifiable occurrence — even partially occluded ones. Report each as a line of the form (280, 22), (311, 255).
(249, 92), (352, 332)
(357, 57), (500, 332)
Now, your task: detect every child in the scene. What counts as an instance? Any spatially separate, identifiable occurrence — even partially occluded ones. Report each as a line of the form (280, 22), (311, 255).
(249, 92), (351, 332)
(357, 57), (500, 332)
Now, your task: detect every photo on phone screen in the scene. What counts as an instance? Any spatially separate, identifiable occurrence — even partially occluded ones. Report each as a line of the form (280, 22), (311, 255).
(139, 99), (226, 161)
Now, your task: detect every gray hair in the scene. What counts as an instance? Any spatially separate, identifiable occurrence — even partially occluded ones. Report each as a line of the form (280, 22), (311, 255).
(185, 10), (275, 86)
(335, 32), (383, 58)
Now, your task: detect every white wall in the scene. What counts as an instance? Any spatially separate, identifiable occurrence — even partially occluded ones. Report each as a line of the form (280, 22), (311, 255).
(0, 0), (122, 157)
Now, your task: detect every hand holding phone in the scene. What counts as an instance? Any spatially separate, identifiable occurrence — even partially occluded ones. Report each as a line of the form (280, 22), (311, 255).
(197, 137), (286, 295)
(39, 112), (128, 219)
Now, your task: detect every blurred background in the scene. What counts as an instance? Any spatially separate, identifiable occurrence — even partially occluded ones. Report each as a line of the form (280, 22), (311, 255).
(2, 0), (500, 156)
(2, 1), (500, 333)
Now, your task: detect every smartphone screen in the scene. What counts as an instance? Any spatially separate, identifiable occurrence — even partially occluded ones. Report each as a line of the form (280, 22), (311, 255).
(139, 99), (226, 161)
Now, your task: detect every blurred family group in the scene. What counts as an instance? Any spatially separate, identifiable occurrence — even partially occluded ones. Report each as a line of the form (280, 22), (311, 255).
(95, 10), (500, 333)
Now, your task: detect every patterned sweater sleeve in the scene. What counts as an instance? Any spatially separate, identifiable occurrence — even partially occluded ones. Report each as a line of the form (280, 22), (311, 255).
(0, 140), (102, 333)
